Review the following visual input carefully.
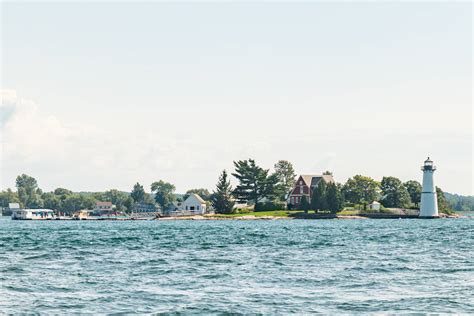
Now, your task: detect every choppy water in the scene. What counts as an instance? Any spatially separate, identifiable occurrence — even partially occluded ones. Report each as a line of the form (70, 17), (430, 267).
(1, 217), (473, 314)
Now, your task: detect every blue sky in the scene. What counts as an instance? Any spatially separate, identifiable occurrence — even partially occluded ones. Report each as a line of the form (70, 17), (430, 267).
(1, 2), (472, 195)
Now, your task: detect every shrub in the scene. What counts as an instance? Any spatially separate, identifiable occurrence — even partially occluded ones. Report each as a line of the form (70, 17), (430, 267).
(255, 201), (286, 212)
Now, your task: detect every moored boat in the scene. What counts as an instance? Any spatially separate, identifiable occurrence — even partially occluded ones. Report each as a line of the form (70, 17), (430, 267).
(11, 209), (55, 220)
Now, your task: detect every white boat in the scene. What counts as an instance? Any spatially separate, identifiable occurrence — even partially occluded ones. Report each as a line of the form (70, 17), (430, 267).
(11, 209), (55, 220)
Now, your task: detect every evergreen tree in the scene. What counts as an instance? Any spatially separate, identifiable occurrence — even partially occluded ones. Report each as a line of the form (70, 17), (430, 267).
(232, 159), (269, 204)
(210, 170), (235, 214)
(274, 160), (296, 200)
(326, 182), (343, 213)
(300, 195), (310, 213)
(130, 182), (145, 203)
(311, 180), (328, 211)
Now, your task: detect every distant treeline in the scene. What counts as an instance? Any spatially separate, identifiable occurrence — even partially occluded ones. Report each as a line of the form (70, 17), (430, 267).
(444, 193), (474, 212)
(1, 159), (472, 214)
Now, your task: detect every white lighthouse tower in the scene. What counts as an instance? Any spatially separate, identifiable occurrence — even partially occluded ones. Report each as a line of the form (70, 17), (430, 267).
(419, 157), (439, 218)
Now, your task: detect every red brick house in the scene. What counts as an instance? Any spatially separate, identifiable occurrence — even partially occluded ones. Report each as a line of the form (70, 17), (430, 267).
(288, 174), (334, 208)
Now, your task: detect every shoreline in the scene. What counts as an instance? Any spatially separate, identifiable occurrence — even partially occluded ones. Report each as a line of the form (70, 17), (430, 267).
(4, 213), (464, 221)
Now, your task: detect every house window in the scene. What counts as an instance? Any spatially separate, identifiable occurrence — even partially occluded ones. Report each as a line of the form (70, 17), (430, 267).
(197, 205), (200, 210)
(300, 186), (304, 194)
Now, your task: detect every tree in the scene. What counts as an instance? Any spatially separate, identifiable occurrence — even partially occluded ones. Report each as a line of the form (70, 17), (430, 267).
(232, 159), (269, 204)
(184, 188), (211, 201)
(58, 194), (94, 214)
(42, 192), (61, 210)
(380, 176), (411, 208)
(342, 175), (381, 206)
(436, 187), (450, 213)
(0, 189), (20, 207)
(210, 170), (235, 214)
(54, 188), (73, 196)
(16, 174), (43, 208)
(300, 195), (310, 213)
(130, 183), (146, 203)
(123, 196), (134, 212)
(104, 189), (130, 212)
(151, 180), (176, 210)
(274, 160), (296, 199)
(323, 171), (333, 175)
(311, 180), (328, 211)
(404, 180), (422, 207)
(326, 182), (343, 213)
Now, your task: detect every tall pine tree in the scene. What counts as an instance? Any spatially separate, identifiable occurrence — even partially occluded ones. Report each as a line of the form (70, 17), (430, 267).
(311, 180), (328, 212)
(211, 170), (235, 214)
(326, 182), (343, 213)
(232, 159), (269, 204)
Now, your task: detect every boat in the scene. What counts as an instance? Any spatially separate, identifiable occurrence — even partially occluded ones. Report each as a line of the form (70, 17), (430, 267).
(11, 209), (55, 220)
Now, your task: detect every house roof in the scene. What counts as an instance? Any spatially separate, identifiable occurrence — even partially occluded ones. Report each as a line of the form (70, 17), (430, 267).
(187, 193), (206, 204)
(299, 174), (334, 187)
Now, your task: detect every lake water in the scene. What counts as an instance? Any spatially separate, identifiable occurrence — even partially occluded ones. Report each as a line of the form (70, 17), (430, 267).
(1, 217), (473, 314)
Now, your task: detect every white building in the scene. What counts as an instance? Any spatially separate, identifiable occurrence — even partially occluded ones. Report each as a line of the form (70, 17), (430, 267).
(420, 157), (439, 218)
(165, 194), (207, 216)
(368, 201), (381, 211)
(181, 194), (207, 215)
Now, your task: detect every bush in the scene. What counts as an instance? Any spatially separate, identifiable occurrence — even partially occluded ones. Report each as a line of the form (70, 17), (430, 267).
(255, 201), (286, 212)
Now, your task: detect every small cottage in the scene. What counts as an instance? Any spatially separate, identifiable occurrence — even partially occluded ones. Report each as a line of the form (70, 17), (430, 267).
(368, 201), (381, 211)
(181, 194), (207, 214)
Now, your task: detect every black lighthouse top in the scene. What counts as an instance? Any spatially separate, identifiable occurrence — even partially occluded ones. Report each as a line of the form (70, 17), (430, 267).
(421, 157), (436, 171)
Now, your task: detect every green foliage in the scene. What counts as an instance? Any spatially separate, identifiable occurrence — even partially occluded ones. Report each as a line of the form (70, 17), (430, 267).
(53, 188), (72, 196)
(0, 189), (20, 207)
(436, 187), (451, 213)
(444, 192), (474, 212)
(326, 182), (343, 213)
(311, 180), (328, 211)
(255, 201), (286, 212)
(273, 160), (296, 200)
(60, 194), (95, 214)
(299, 195), (310, 212)
(41, 192), (61, 210)
(104, 189), (130, 212)
(380, 176), (411, 208)
(342, 175), (380, 205)
(232, 159), (269, 204)
(16, 174), (43, 208)
(210, 170), (235, 214)
(130, 182), (146, 203)
(404, 180), (422, 207)
(151, 180), (176, 210)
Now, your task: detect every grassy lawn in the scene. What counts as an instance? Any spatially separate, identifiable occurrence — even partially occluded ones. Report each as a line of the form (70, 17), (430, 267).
(209, 210), (301, 218)
(337, 210), (361, 216)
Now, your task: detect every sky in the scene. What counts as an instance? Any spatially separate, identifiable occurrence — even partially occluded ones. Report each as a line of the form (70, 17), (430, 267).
(1, 2), (472, 195)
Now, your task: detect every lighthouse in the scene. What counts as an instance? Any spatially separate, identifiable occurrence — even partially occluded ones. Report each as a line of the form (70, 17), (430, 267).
(419, 157), (439, 218)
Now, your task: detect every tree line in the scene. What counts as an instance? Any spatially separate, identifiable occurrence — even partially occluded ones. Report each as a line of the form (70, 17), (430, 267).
(0, 160), (462, 215)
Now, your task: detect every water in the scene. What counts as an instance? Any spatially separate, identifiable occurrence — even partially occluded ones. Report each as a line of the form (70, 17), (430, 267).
(1, 217), (473, 314)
